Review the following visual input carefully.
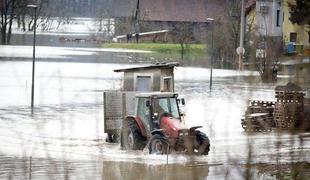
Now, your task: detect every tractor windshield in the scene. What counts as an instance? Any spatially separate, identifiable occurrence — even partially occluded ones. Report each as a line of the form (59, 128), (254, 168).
(154, 98), (180, 119)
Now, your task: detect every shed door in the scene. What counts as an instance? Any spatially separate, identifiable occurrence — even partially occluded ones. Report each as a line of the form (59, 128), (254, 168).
(136, 76), (151, 91)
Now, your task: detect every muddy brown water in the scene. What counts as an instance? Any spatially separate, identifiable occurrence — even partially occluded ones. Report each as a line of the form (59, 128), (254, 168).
(0, 49), (309, 179)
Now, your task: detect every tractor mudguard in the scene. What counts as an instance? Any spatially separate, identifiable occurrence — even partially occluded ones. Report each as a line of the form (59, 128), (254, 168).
(151, 129), (165, 136)
(189, 126), (203, 134)
(125, 116), (147, 137)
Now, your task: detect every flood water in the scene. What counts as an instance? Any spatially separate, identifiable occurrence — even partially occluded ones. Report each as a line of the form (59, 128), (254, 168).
(0, 44), (310, 179)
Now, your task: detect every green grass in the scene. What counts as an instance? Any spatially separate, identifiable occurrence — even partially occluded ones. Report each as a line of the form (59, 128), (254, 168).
(102, 43), (207, 61)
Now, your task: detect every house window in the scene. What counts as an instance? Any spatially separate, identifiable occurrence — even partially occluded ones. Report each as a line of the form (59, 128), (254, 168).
(276, 10), (280, 27)
(290, 32), (297, 42)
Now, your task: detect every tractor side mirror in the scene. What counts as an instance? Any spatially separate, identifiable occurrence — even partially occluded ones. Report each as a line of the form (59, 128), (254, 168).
(181, 98), (185, 105)
(146, 100), (150, 107)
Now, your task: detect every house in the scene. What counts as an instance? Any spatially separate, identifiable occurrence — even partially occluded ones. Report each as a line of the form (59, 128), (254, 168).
(282, 0), (310, 54)
(113, 62), (179, 92)
(246, 0), (283, 38)
(245, 0), (310, 55)
(111, 0), (227, 43)
(245, 0), (284, 59)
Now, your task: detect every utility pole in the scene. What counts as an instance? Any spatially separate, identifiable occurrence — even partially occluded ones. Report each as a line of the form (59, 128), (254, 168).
(239, 0), (245, 71)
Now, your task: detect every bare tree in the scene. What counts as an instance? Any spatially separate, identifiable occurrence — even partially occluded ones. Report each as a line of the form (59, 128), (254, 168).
(0, 0), (16, 44)
(206, 0), (241, 68)
(171, 22), (194, 59)
(246, 11), (281, 82)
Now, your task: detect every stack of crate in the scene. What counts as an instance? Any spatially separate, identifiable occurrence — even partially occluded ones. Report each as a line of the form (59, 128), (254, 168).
(274, 90), (305, 129)
(241, 100), (275, 131)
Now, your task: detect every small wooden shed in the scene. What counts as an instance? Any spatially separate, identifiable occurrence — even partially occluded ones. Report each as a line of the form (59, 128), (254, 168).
(114, 62), (179, 92)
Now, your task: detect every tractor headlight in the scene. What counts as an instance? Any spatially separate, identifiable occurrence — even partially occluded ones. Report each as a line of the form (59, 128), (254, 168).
(179, 131), (189, 136)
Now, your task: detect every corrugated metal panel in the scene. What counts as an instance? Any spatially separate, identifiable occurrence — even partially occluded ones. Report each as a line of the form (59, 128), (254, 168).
(103, 91), (136, 132)
(103, 91), (123, 132)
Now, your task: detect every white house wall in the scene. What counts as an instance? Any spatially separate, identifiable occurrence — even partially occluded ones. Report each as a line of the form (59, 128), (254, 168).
(256, 0), (283, 37)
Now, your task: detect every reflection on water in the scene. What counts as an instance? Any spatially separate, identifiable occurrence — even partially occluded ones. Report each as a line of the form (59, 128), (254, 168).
(0, 155), (211, 180)
(102, 161), (210, 180)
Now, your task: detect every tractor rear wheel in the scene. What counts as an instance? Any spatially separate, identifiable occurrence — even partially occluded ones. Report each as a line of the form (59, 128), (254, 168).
(148, 134), (169, 155)
(121, 119), (145, 150)
(193, 131), (210, 155)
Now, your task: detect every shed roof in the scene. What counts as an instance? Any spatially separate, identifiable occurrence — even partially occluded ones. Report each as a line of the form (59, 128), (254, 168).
(114, 62), (180, 72)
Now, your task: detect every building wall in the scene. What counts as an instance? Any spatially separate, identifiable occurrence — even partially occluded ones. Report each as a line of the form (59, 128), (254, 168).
(255, 0), (283, 37)
(246, 8), (257, 33)
(282, 0), (310, 46)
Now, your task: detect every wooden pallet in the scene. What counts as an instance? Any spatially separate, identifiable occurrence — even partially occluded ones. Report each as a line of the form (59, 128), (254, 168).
(274, 102), (304, 129)
(275, 91), (305, 103)
(242, 113), (274, 132)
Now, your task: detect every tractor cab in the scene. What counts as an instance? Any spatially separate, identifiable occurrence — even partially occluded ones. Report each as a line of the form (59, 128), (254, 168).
(135, 92), (185, 136)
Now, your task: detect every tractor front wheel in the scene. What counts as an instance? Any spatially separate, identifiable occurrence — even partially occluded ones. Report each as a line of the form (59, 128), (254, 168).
(148, 134), (169, 155)
(193, 131), (210, 155)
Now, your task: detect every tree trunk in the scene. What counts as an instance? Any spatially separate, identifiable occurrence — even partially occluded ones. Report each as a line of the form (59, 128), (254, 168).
(28, 18), (34, 31)
(1, 12), (7, 44)
(1, 12), (4, 44)
(7, 0), (15, 44)
(17, 15), (20, 28)
(180, 43), (184, 59)
(22, 14), (26, 32)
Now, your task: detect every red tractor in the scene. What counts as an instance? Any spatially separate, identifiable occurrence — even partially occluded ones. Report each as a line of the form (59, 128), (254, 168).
(120, 92), (210, 155)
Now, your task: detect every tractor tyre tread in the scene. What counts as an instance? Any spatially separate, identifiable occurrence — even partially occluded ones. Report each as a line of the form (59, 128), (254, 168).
(148, 134), (169, 155)
(195, 131), (210, 155)
(127, 120), (146, 150)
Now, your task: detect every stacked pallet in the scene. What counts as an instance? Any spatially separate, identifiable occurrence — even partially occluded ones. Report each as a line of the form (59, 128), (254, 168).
(241, 83), (309, 132)
(303, 98), (310, 130)
(241, 100), (275, 131)
(274, 91), (305, 129)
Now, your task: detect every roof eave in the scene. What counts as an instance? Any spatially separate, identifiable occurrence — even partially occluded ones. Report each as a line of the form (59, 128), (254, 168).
(114, 62), (180, 72)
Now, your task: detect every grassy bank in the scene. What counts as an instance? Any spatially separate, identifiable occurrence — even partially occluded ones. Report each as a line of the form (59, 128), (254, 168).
(102, 43), (207, 61)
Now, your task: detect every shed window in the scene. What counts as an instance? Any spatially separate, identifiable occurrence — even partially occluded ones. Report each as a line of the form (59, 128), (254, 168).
(290, 33), (297, 42)
(163, 77), (172, 92)
(136, 76), (151, 91)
